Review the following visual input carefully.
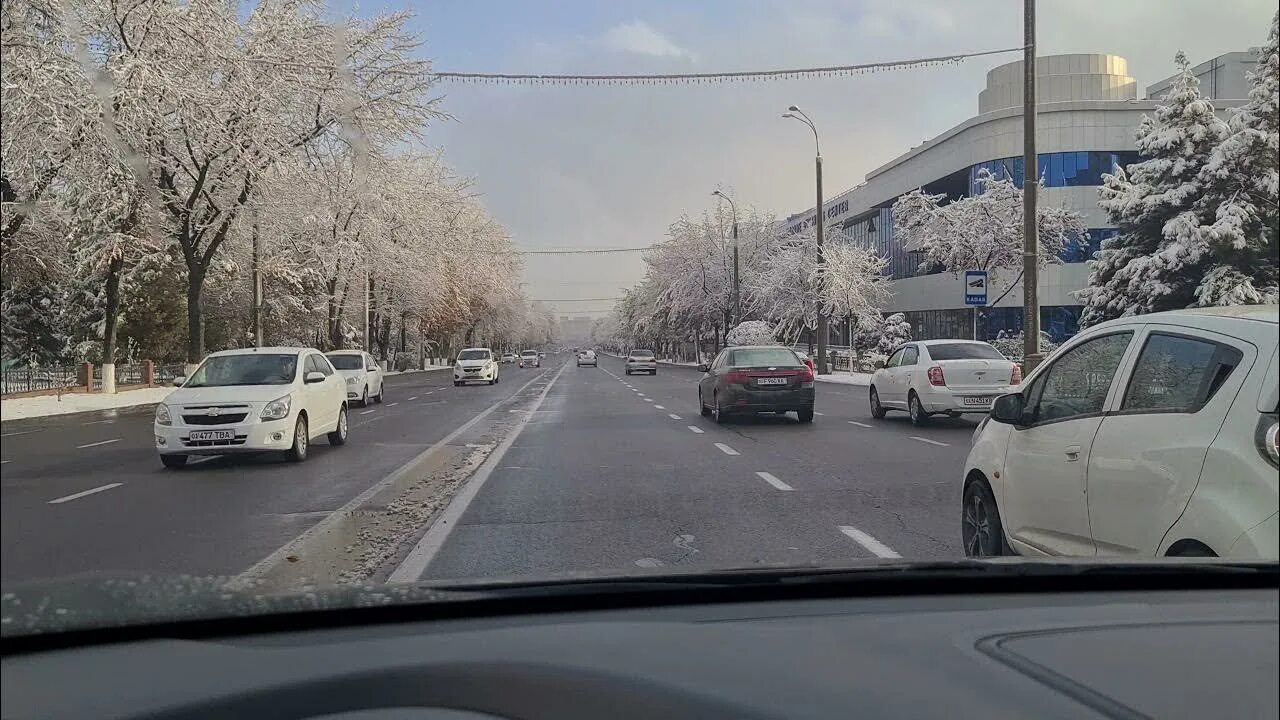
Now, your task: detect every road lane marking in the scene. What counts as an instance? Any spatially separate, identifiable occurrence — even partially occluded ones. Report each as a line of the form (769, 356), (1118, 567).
(814, 412), (825, 416)
(389, 362), (570, 583)
(848, 420), (872, 428)
(668, 413), (682, 420)
(1, 430), (39, 437)
(644, 398), (653, 403)
(76, 438), (120, 449)
(910, 436), (950, 447)
(654, 405), (665, 409)
(688, 426), (704, 434)
(49, 483), (123, 504)
(1, 460), (9, 465)
(359, 409), (376, 415)
(408, 396), (418, 401)
(838, 525), (902, 558)
(714, 442), (739, 456)
(386, 402), (399, 407)
(81, 419), (116, 425)
(755, 471), (794, 491)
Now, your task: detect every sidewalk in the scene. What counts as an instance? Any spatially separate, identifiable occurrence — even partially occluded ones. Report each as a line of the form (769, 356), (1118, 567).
(816, 372), (873, 386)
(1, 387), (174, 421)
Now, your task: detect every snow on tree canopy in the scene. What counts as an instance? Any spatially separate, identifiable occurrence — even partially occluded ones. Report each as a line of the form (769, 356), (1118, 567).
(726, 321), (776, 346)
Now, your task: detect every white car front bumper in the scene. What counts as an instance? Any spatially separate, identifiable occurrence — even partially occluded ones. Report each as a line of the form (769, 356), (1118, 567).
(155, 416), (296, 456)
(455, 366), (496, 382)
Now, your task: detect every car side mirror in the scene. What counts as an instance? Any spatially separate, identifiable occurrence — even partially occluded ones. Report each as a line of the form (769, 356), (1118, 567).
(173, 376), (186, 387)
(990, 393), (1026, 424)
(697, 364), (711, 373)
(304, 371), (326, 384)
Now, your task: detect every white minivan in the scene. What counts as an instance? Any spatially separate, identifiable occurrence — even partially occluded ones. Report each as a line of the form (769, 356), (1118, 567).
(962, 306), (1278, 560)
(155, 347), (348, 468)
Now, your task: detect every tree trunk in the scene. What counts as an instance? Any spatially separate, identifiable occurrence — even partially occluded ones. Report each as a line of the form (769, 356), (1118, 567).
(101, 255), (124, 365)
(185, 266), (206, 366)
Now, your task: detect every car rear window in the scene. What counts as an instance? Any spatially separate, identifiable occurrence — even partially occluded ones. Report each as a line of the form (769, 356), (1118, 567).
(326, 354), (363, 370)
(630, 350), (654, 357)
(927, 343), (1005, 360)
(729, 348), (802, 367)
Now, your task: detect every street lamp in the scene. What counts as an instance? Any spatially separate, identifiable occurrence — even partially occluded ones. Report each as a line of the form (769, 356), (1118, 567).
(783, 105), (829, 374)
(711, 189), (741, 325)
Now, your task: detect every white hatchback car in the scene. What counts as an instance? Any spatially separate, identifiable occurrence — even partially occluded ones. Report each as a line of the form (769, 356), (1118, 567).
(576, 350), (597, 367)
(326, 350), (384, 406)
(963, 306), (1279, 560)
(155, 347), (348, 468)
(869, 340), (1020, 425)
(454, 347), (499, 385)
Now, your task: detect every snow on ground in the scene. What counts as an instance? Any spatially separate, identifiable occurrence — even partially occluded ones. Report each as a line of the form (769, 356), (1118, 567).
(384, 365), (450, 377)
(816, 372), (873, 386)
(2, 387), (174, 421)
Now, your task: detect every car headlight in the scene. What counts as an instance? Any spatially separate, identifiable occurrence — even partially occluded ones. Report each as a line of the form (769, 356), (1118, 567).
(155, 404), (172, 426)
(260, 394), (292, 421)
(346, 376), (357, 385)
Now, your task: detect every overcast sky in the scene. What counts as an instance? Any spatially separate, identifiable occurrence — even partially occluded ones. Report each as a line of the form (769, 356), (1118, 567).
(341, 0), (1275, 319)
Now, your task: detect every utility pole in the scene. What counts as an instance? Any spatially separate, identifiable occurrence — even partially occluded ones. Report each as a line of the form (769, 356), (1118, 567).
(1021, 0), (1042, 371)
(712, 190), (741, 325)
(363, 258), (371, 353)
(784, 106), (829, 374)
(251, 208), (263, 347)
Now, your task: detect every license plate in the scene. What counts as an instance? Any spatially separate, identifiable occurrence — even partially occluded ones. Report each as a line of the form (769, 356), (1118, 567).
(189, 430), (234, 441)
(757, 377), (788, 386)
(962, 396), (995, 406)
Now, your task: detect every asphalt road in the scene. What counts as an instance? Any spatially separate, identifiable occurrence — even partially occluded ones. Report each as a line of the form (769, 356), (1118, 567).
(1, 355), (979, 587)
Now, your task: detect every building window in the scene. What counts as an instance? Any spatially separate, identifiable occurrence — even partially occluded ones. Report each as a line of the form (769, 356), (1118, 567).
(968, 151), (1139, 195)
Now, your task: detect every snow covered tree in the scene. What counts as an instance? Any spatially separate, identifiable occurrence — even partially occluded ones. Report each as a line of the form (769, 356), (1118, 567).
(726, 320), (776, 346)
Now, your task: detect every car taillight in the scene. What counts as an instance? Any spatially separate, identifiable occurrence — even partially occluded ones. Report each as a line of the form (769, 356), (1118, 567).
(1011, 364), (1022, 385)
(1257, 414), (1279, 468)
(798, 368), (814, 383)
(804, 358), (814, 370)
(725, 370), (750, 385)
(927, 366), (946, 386)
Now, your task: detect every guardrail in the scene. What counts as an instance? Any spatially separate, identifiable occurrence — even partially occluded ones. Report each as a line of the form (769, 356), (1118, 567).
(1, 366), (82, 396)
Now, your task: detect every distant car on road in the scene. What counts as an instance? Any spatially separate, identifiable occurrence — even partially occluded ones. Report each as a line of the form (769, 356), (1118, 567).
(869, 340), (1019, 426)
(520, 350), (540, 368)
(538, 351), (547, 359)
(963, 306), (1279, 560)
(698, 345), (815, 423)
(455, 348), (499, 385)
(154, 347), (348, 468)
(500, 352), (518, 364)
(326, 350), (384, 406)
(625, 349), (657, 375)
(576, 350), (597, 367)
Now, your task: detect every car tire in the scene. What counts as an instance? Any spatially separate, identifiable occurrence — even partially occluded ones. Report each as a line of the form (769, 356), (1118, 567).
(712, 392), (726, 424)
(284, 415), (309, 463)
(488, 377), (496, 385)
(327, 406), (348, 446)
(797, 407), (814, 423)
(454, 381), (462, 387)
(625, 369), (631, 375)
(869, 386), (887, 419)
(962, 478), (1010, 557)
(908, 392), (928, 426)
(699, 388), (711, 416)
(360, 386), (368, 407)
(374, 383), (384, 403)
(495, 373), (500, 384)
(160, 454), (188, 469)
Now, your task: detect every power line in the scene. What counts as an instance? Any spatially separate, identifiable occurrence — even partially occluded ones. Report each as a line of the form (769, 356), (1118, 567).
(534, 297), (623, 302)
(435, 46), (1024, 87)
(517, 246), (653, 255)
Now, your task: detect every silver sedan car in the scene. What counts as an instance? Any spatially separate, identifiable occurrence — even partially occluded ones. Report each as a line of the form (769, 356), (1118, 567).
(625, 349), (657, 375)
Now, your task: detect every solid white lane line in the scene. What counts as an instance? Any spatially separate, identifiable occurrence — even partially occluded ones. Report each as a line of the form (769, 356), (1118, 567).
(359, 409), (376, 415)
(668, 413), (682, 420)
(386, 402), (399, 407)
(848, 420), (872, 428)
(389, 362), (569, 582)
(1, 460), (10, 465)
(408, 396), (418, 401)
(654, 405), (665, 409)
(910, 436), (950, 447)
(838, 525), (902, 558)
(49, 483), (123, 505)
(814, 412), (825, 416)
(76, 438), (120, 449)
(755, 471), (794, 491)
(688, 426), (704, 434)
(1, 430), (39, 437)
(714, 442), (739, 456)
(81, 419), (116, 425)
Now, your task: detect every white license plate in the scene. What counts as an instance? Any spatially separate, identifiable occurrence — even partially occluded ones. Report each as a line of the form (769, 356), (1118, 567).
(757, 377), (788, 386)
(189, 430), (234, 441)
(962, 396), (995, 406)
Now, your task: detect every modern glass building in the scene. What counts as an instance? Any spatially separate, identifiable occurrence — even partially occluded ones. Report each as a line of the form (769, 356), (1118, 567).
(783, 53), (1251, 344)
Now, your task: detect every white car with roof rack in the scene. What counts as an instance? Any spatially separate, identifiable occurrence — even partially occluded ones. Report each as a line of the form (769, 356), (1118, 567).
(869, 339), (1020, 426)
(154, 347), (348, 468)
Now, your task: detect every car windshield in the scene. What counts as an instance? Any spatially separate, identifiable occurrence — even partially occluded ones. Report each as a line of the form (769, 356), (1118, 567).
(183, 355), (297, 387)
(730, 348), (803, 367)
(327, 354), (364, 370)
(927, 343), (1007, 361)
(2, 0), (1277, 642)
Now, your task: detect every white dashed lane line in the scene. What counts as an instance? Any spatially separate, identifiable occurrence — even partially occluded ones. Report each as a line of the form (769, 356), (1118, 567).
(654, 405), (665, 409)
(910, 436), (950, 447)
(838, 525), (902, 558)
(75, 438), (121, 449)
(814, 412), (825, 416)
(1, 430), (40, 438)
(714, 442), (740, 456)
(359, 409), (376, 415)
(408, 396), (418, 401)
(848, 420), (872, 428)
(668, 413), (682, 420)
(688, 426), (705, 434)
(755, 472), (794, 491)
(386, 402), (399, 407)
(49, 483), (123, 505)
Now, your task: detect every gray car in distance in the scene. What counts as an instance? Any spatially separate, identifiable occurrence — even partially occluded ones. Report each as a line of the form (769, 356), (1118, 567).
(625, 349), (657, 375)
(697, 345), (816, 424)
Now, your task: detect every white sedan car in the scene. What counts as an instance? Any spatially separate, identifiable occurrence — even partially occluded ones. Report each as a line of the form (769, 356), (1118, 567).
(520, 350), (540, 368)
(454, 347), (499, 385)
(963, 306), (1278, 560)
(869, 340), (1020, 426)
(576, 350), (597, 367)
(154, 347), (348, 468)
(326, 350), (384, 406)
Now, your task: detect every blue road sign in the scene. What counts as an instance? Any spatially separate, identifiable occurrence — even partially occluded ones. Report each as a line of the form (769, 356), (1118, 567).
(964, 270), (988, 306)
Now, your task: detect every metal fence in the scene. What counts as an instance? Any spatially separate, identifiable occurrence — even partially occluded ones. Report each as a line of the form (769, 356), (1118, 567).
(154, 363), (186, 385)
(90, 363), (149, 389)
(0, 366), (81, 396)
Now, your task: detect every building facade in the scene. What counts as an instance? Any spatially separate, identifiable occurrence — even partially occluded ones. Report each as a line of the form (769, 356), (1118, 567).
(784, 53), (1250, 344)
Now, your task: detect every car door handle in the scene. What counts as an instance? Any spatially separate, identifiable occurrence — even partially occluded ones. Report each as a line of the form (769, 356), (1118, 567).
(1064, 444), (1081, 461)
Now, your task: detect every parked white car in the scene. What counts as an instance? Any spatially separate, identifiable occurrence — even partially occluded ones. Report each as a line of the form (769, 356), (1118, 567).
(869, 340), (1020, 426)
(455, 348), (499, 385)
(962, 306), (1279, 560)
(520, 350), (540, 368)
(625, 349), (656, 375)
(576, 350), (597, 367)
(326, 350), (384, 406)
(154, 347), (348, 468)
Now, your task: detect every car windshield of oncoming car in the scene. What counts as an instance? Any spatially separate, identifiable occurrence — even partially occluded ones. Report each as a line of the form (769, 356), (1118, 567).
(326, 354), (364, 370)
(184, 354), (298, 387)
(458, 350), (490, 361)
(928, 343), (1006, 361)
(729, 348), (803, 368)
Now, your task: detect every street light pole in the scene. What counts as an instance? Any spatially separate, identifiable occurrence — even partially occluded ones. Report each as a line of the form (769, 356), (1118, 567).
(1021, 0), (1042, 371)
(712, 190), (740, 325)
(785, 106), (829, 374)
